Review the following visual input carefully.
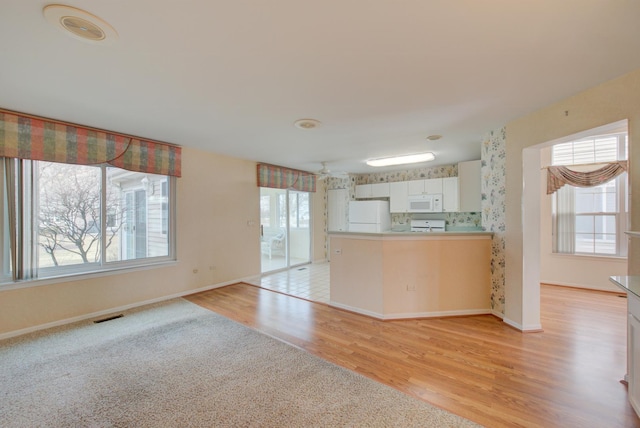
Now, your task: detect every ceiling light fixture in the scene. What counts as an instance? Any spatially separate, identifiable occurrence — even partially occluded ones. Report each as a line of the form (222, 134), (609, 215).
(293, 118), (322, 130)
(366, 152), (435, 167)
(426, 134), (442, 141)
(43, 5), (118, 45)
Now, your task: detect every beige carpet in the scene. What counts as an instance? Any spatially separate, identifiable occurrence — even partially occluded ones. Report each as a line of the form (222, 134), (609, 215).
(0, 299), (481, 427)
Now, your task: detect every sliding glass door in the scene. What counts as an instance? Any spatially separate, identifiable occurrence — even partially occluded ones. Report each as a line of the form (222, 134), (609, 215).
(260, 188), (311, 273)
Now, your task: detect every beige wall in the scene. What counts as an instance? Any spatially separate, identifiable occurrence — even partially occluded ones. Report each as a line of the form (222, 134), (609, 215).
(506, 68), (640, 328)
(1, 147), (332, 337)
(329, 234), (491, 319)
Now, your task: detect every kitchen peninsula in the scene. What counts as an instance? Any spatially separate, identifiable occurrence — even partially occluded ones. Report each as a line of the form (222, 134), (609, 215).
(328, 231), (493, 319)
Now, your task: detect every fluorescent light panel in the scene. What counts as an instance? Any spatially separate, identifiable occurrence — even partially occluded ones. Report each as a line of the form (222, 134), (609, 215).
(366, 152), (435, 167)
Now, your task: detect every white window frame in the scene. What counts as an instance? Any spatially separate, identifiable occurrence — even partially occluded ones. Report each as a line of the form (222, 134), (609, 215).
(1, 159), (177, 287)
(551, 132), (628, 258)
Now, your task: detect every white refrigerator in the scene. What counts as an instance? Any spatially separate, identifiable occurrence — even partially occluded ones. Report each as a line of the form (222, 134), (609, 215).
(348, 200), (391, 233)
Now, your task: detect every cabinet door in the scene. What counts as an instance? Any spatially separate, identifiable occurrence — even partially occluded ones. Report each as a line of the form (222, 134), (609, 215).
(328, 189), (349, 231)
(390, 181), (408, 213)
(630, 312), (640, 416)
(424, 178), (443, 194)
(370, 182), (390, 197)
(355, 184), (372, 199)
(459, 160), (482, 212)
(442, 177), (459, 212)
(407, 180), (425, 195)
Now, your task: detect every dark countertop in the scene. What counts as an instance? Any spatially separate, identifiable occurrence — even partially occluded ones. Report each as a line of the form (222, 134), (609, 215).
(610, 276), (640, 299)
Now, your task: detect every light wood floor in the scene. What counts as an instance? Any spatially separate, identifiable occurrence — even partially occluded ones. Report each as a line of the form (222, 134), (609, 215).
(186, 283), (640, 428)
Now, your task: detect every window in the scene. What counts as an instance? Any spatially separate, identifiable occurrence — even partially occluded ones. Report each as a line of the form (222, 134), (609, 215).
(289, 192), (310, 228)
(551, 132), (627, 257)
(260, 195), (271, 228)
(1, 159), (176, 284)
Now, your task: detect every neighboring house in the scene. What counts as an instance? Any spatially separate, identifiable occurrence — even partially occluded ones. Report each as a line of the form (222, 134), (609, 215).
(107, 169), (169, 260)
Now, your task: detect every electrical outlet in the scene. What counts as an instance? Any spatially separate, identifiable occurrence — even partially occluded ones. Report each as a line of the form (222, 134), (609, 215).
(406, 284), (416, 291)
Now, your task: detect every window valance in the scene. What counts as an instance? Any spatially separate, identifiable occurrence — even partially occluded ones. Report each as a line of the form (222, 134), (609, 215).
(0, 110), (181, 177)
(257, 163), (316, 192)
(546, 161), (627, 194)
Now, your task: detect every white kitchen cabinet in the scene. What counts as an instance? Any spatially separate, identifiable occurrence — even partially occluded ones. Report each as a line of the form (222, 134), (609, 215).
(609, 274), (640, 418)
(356, 183), (390, 198)
(355, 184), (371, 199)
(389, 181), (408, 212)
(459, 160), (482, 212)
(425, 178), (443, 194)
(370, 182), (390, 197)
(442, 177), (459, 212)
(407, 178), (443, 195)
(407, 180), (424, 195)
(328, 188), (349, 232)
(629, 308), (640, 416)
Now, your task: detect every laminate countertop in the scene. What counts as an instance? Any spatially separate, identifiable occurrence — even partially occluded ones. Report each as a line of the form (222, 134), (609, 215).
(328, 230), (494, 238)
(610, 275), (640, 299)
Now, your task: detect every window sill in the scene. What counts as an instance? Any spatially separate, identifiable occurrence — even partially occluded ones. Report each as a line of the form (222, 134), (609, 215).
(0, 260), (178, 291)
(548, 252), (627, 262)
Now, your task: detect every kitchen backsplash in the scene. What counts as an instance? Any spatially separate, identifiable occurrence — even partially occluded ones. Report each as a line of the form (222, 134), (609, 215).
(391, 212), (482, 231)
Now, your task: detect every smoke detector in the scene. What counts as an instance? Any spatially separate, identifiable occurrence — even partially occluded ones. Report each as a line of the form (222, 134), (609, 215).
(43, 5), (118, 45)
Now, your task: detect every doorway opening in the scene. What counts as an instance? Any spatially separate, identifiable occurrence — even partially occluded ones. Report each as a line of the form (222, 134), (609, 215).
(259, 187), (311, 273)
(518, 120), (628, 330)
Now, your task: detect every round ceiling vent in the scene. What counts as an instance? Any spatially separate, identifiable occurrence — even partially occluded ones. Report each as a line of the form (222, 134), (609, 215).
(294, 119), (322, 130)
(43, 5), (118, 44)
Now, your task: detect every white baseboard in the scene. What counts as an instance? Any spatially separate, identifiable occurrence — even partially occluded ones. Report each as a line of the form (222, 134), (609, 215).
(328, 301), (384, 319)
(491, 309), (504, 319)
(382, 308), (491, 320)
(328, 301), (491, 320)
(503, 317), (543, 332)
(0, 276), (254, 341)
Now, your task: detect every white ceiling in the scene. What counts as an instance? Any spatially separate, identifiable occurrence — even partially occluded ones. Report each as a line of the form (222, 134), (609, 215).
(2, 1), (640, 174)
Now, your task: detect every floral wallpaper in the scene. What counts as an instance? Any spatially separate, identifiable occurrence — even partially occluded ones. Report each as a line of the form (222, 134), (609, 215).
(481, 127), (506, 315)
(356, 164), (457, 185)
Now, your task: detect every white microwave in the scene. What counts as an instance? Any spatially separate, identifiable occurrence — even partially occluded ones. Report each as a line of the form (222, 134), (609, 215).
(407, 194), (442, 213)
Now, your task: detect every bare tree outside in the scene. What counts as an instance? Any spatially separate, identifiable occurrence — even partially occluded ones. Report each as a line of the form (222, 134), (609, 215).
(37, 162), (122, 267)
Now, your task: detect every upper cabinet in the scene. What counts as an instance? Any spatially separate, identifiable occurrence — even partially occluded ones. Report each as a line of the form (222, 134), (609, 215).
(458, 160), (482, 212)
(355, 184), (371, 199)
(442, 177), (459, 212)
(355, 183), (390, 199)
(389, 181), (408, 213)
(356, 161), (481, 213)
(407, 178), (443, 195)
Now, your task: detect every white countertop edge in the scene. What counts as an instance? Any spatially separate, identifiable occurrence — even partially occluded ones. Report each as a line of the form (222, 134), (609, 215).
(328, 231), (493, 240)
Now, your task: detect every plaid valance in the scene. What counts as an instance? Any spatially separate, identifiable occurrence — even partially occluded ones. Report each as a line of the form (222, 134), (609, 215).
(257, 163), (316, 192)
(0, 110), (181, 177)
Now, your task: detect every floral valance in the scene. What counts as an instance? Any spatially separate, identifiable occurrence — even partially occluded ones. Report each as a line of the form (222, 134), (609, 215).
(0, 110), (181, 177)
(257, 163), (316, 192)
(546, 161), (627, 194)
